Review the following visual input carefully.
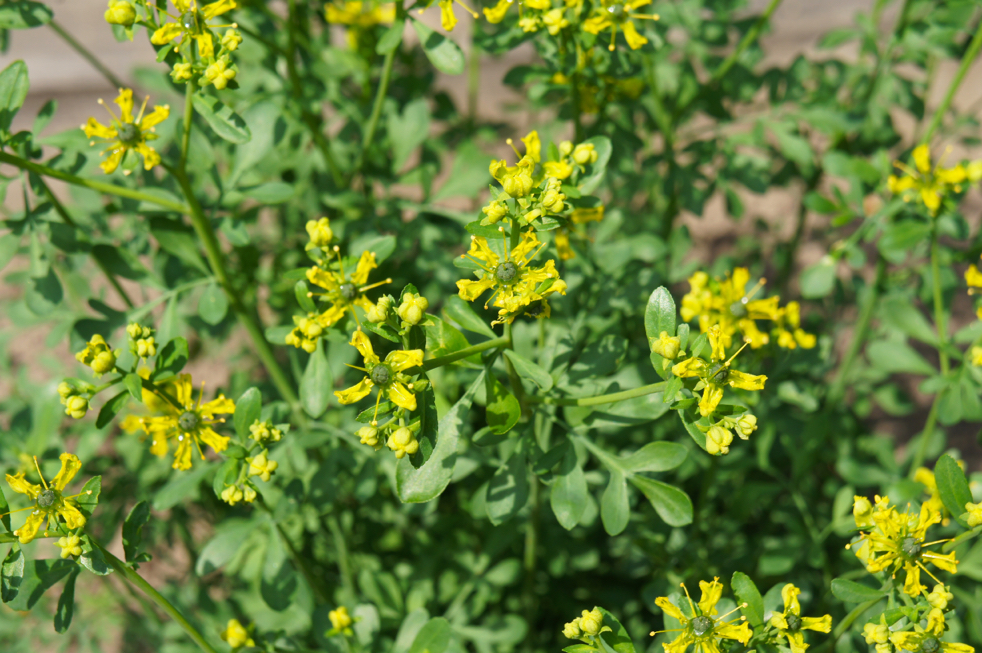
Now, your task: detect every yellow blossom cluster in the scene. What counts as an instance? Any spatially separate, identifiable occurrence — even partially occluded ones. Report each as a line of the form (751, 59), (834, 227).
(888, 145), (982, 215)
(147, 0), (243, 88)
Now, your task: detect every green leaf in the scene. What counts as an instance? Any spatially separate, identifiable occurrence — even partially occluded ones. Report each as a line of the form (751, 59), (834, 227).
(233, 387), (262, 439)
(300, 339), (332, 418)
(76, 476), (102, 519)
(0, 233), (20, 273)
(388, 98), (430, 171)
(0, 2), (52, 29)
(295, 280), (317, 314)
(601, 470), (630, 536)
(830, 578), (887, 603)
(867, 340), (935, 376)
(123, 373), (143, 401)
(149, 217), (209, 273)
(1, 544), (24, 603)
(409, 618), (451, 653)
(153, 463), (211, 512)
(377, 19), (406, 55)
(645, 287), (676, 353)
(122, 500), (152, 564)
(242, 182), (294, 204)
(411, 18), (465, 75)
(191, 93), (252, 144)
(678, 409), (709, 453)
(799, 258), (836, 299)
(0, 60), (29, 133)
(212, 457), (239, 499)
(503, 349), (553, 391)
(621, 442), (687, 473)
(578, 136), (613, 194)
(198, 284), (229, 325)
(153, 336), (188, 380)
(595, 606), (635, 653)
(261, 529), (298, 611)
(396, 371), (485, 502)
(444, 295), (496, 338)
(425, 315), (479, 364)
(486, 450), (529, 525)
(550, 448), (587, 530)
(0, 485), (9, 532)
(78, 537), (113, 576)
(53, 569), (77, 633)
(485, 373), (520, 435)
(731, 572), (764, 627)
(24, 268), (62, 315)
(935, 454), (973, 527)
(96, 391), (129, 429)
(628, 476), (693, 526)
(6, 559), (73, 611)
(195, 519), (255, 575)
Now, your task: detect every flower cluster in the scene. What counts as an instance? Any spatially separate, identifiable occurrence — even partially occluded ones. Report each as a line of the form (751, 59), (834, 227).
(484, 0), (658, 50)
(562, 607), (610, 643)
(82, 88), (170, 175)
(651, 578), (752, 653)
(336, 330), (423, 426)
(887, 145), (982, 215)
(5, 453), (89, 545)
(325, 0), (396, 49)
(681, 267), (816, 350)
(146, 0), (242, 89)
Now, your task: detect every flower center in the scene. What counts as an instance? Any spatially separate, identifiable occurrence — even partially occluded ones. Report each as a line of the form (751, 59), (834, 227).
(370, 364), (391, 386)
(691, 616), (713, 637)
(37, 489), (57, 509)
(902, 537), (922, 559)
(117, 122), (141, 145)
(607, 3), (627, 18)
(785, 614), (802, 632)
(180, 10), (200, 31)
(729, 300), (748, 318)
(339, 283), (358, 301)
(921, 638), (940, 653)
(495, 261), (519, 284)
(708, 363), (729, 384)
(178, 411), (200, 432)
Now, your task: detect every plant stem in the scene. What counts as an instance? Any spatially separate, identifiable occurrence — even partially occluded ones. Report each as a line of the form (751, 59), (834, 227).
(404, 335), (509, 374)
(827, 256), (886, 406)
(711, 0), (784, 84)
(96, 542), (219, 653)
(908, 391), (942, 477)
(352, 47), (396, 178)
(0, 152), (190, 213)
(34, 175), (135, 308)
(943, 525), (982, 552)
(528, 381), (667, 407)
(326, 514), (357, 605)
(921, 17), (982, 144)
(930, 219), (950, 376)
(522, 468), (540, 631)
(48, 20), (126, 90)
(273, 520), (330, 603)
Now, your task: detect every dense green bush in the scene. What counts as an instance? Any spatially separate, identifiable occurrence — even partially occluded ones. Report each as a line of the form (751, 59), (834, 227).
(1, 1), (982, 652)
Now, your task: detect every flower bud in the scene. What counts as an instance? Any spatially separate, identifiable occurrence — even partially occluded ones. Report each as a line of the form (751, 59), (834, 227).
(91, 351), (117, 376)
(65, 396), (89, 420)
(242, 485), (257, 503)
(329, 606), (353, 630)
(483, 200), (508, 223)
(572, 143), (598, 165)
(222, 29), (243, 52)
(927, 584), (953, 610)
(967, 501), (982, 527)
(248, 451), (278, 482)
(579, 609), (603, 636)
(305, 217), (333, 249)
(367, 296), (394, 323)
(221, 619), (255, 649)
(397, 293), (429, 326)
(204, 58), (236, 90)
(650, 331), (681, 360)
(137, 337), (157, 358)
(541, 189), (565, 213)
(105, 0), (136, 27)
(734, 414), (757, 439)
(250, 419), (283, 443)
(56, 534), (83, 559)
(387, 427), (419, 459)
(559, 140), (574, 157)
(705, 424), (733, 455)
(126, 322), (144, 339)
(562, 620), (582, 639)
(853, 496), (874, 529)
(221, 485), (244, 505)
(58, 381), (77, 400)
(171, 63), (193, 82)
(357, 426), (381, 450)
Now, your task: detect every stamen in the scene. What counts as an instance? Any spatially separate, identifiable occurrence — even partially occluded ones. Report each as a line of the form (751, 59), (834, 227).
(630, 12), (660, 19)
(505, 138), (521, 159)
(609, 23), (618, 51)
(916, 561), (945, 587)
(723, 341), (751, 367)
(344, 364), (369, 373)
(649, 629), (684, 636)
(135, 95), (150, 127)
(372, 389), (383, 424)
(359, 278), (392, 292)
(453, 0), (480, 18)
(679, 582), (697, 616)
(716, 604), (748, 621)
(33, 457), (49, 490)
(743, 278), (766, 301)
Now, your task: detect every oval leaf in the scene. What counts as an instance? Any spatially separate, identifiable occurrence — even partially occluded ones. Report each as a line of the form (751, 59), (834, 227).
(191, 93), (252, 144)
(830, 578), (887, 603)
(411, 18), (465, 75)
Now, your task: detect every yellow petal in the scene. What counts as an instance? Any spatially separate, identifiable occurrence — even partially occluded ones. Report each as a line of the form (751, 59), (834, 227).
(941, 644), (975, 653)
(121, 414), (144, 433)
(965, 264), (982, 288)
(770, 613), (789, 629)
(671, 357), (707, 379)
(801, 615), (832, 633)
(200, 395), (235, 417)
(83, 117), (116, 139)
(924, 550), (958, 574)
(335, 377), (374, 405)
(51, 453), (82, 491)
(172, 438), (193, 470)
(386, 381), (417, 411)
(439, 0), (457, 30)
(151, 22), (184, 45)
(697, 578), (722, 615)
(139, 104), (170, 130)
(521, 131), (541, 163)
(58, 502), (86, 530)
(318, 303), (348, 327)
(708, 325), (726, 362)
(351, 329), (379, 365)
(716, 620), (751, 645)
(174, 374), (194, 407)
(100, 147), (125, 174)
(781, 583), (801, 615)
(483, 0), (510, 22)
(202, 0), (237, 19)
(512, 229), (541, 265)
(921, 187), (941, 212)
(622, 21), (648, 49)
(457, 276), (496, 302)
(308, 266), (341, 291)
(903, 563), (925, 596)
(913, 145), (932, 174)
(114, 88), (134, 123)
(582, 14), (609, 34)
(352, 250), (378, 286)
(5, 473), (41, 499)
(698, 383), (724, 417)
(195, 32), (215, 59)
(468, 236), (500, 268)
(727, 370), (767, 391)
(149, 433), (169, 457)
(197, 427), (230, 454)
(385, 349), (423, 372)
(784, 630), (807, 653)
(15, 510), (46, 544)
(135, 142), (161, 170)
(654, 596), (684, 621)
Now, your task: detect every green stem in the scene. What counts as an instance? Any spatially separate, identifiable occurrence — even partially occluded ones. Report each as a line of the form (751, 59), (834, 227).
(48, 20), (126, 90)
(908, 390), (942, 477)
(528, 381), (667, 407)
(126, 276), (215, 322)
(180, 79), (195, 171)
(921, 17), (982, 144)
(943, 525), (982, 552)
(34, 175), (135, 308)
(273, 519), (329, 603)
(406, 335), (509, 374)
(352, 47), (396, 178)
(326, 514), (357, 605)
(827, 255), (886, 406)
(0, 152), (190, 213)
(96, 542), (219, 653)
(522, 469), (540, 635)
(930, 219), (950, 376)
(710, 0), (784, 84)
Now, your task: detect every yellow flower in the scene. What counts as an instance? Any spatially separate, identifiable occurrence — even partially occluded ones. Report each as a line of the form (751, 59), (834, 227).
(82, 88), (169, 174)
(221, 28), (242, 51)
(220, 619), (255, 649)
(416, 0), (477, 31)
(850, 499), (957, 596)
(768, 584), (831, 653)
(247, 451), (278, 482)
(75, 334), (117, 377)
(357, 426), (382, 450)
(386, 426), (420, 459)
(456, 230), (567, 325)
(132, 374), (235, 470)
(105, 0), (136, 26)
(489, 131), (541, 197)
(971, 347), (982, 367)
(483, 0), (549, 24)
(651, 578), (752, 653)
(306, 217), (334, 250)
(890, 628), (974, 653)
(305, 249), (389, 328)
(56, 534), (83, 559)
(221, 484), (244, 505)
(203, 56), (236, 90)
(671, 325), (767, 419)
(326, 0), (395, 47)
(5, 453), (88, 544)
(64, 395), (90, 419)
(151, 0), (238, 60)
(329, 606), (355, 635)
(582, 0), (659, 51)
(651, 331), (681, 360)
(367, 295), (395, 324)
(853, 496), (874, 529)
(927, 584), (954, 610)
(562, 619), (582, 639)
(774, 302), (816, 350)
(334, 330), (422, 424)
(887, 145), (973, 215)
